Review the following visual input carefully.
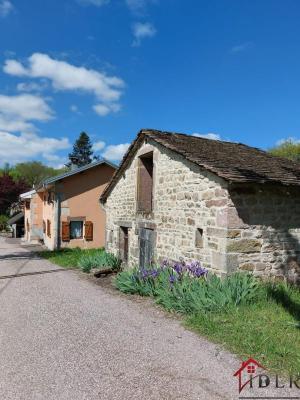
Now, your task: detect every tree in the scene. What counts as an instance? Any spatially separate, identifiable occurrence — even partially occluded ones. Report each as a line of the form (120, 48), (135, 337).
(67, 132), (98, 168)
(9, 161), (66, 188)
(0, 174), (29, 215)
(269, 139), (300, 162)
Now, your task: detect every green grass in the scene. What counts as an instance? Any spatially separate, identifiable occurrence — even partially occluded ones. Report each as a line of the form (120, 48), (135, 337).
(185, 284), (300, 377)
(38, 247), (104, 268)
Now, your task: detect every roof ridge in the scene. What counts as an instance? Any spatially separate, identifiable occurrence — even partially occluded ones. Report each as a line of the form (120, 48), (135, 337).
(141, 128), (269, 151)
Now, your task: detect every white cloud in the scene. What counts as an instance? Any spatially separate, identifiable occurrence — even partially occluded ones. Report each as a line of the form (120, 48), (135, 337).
(93, 103), (121, 116)
(70, 104), (80, 113)
(193, 133), (221, 141)
(230, 42), (253, 54)
(77, 0), (110, 5)
(17, 81), (47, 92)
(275, 137), (300, 146)
(0, 116), (33, 132)
(93, 140), (106, 151)
(0, 93), (53, 122)
(3, 53), (124, 112)
(0, 131), (70, 165)
(132, 22), (156, 46)
(101, 143), (130, 161)
(0, 0), (13, 17)
(126, 0), (156, 15)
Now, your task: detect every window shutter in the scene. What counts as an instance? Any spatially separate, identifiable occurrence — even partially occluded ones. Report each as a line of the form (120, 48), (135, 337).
(47, 220), (51, 237)
(137, 156), (153, 212)
(61, 221), (70, 241)
(43, 220), (46, 234)
(85, 221), (93, 241)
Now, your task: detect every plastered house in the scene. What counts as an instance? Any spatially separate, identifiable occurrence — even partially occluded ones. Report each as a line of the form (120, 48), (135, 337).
(21, 160), (116, 250)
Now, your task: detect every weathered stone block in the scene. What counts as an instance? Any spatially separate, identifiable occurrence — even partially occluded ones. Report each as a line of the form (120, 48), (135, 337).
(255, 262), (267, 271)
(227, 230), (241, 238)
(239, 263), (255, 271)
(227, 239), (262, 253)
(207, 227), (227, 238)
(205, 199), (228, 208)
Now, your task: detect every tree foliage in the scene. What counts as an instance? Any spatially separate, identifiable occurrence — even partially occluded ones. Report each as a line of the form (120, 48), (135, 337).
(9, 162), (66, 187)
(269, 139), (300, 162)
(67, 132), (98, 167)
(0, 174), (29, 215)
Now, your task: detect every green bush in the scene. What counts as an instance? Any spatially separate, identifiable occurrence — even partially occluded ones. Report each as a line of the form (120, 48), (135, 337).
(0, 214), (9, 231)
(78, 251), (121, 273)
(115, 265), (260, 313)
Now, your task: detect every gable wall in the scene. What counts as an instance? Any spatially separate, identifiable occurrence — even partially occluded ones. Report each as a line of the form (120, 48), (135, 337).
(57, 164), (115, 249)
(104, 139), (232, 272)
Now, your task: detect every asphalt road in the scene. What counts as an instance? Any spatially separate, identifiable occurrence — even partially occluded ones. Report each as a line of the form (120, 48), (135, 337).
(0, 237), (297, 400)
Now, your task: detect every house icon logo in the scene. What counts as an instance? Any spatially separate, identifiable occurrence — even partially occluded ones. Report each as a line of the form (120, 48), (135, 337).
(233, 358), (266, 393)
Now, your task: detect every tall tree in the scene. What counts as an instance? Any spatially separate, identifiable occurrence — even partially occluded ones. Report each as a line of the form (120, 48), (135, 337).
(67, 132), (98, 168)
(0, 174), (29, 215)
(269, 139), (300, 162)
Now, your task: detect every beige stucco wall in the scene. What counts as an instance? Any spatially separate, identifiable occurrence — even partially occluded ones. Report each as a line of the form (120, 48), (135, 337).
(57, 164), (115, 249)
(42, 189), (55, 249)
(23, 192), (43, 243)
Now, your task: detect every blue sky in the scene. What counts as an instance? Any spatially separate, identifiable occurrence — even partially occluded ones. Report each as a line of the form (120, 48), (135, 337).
(0, 0), (300, 167)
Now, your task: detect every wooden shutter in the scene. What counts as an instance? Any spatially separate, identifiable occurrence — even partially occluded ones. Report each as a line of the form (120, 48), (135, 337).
(61, 221), (70, 241)
(47, 220), (51, 237)
(43, 220), (46, 234)
(137, 154), (153, 212)
(85, 221), (93, 241)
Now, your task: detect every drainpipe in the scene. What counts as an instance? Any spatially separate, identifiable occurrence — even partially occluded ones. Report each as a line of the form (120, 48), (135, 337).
(53, 191), (61, 250)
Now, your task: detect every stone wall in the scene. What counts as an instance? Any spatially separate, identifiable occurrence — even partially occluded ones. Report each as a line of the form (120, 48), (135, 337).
(104, 138), (300, 282)
(104, 139), (232, 273)
(226, 185), (300, 284)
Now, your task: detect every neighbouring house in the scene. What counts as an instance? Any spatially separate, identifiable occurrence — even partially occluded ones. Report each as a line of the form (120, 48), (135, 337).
(20, 189), (40, 243)
(21, 160), (116, 250)
(100, 129), (300, 283)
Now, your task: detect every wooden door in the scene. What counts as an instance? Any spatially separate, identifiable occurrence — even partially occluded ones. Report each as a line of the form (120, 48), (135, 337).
(139, 228), (154, 269)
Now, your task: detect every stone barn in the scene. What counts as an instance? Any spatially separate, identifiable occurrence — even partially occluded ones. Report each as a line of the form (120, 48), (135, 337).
(100, 129), (300, 283)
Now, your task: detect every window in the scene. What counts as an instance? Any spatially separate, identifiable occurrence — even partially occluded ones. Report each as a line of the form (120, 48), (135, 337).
(137, 152), (153, 213)
(70, 221), (83, 239)
(43, 220), (46, 234)
(25, 201), (30, 210)
(195, 228), (204, 248)
(247, 365), (256, 374)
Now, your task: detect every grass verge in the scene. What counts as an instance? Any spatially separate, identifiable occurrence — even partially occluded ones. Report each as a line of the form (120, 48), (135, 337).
(185, 287), (300, 377)
(115, 264), (300, 377)
(38, 247), (104, 269)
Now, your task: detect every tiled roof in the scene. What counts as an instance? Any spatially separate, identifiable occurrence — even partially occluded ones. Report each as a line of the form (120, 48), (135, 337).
(100, 129), (300, 202)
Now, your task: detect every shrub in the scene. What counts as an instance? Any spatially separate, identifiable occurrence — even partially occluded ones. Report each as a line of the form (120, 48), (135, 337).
(78, 250), (121, 273)
(95, 251), (122, 271)
(115, 259), (260, 313)
(78, 255), (94, 273)
(0, 214), (9, 231)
